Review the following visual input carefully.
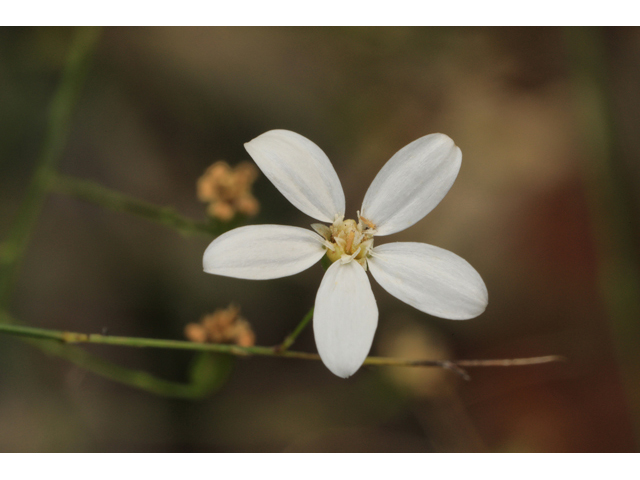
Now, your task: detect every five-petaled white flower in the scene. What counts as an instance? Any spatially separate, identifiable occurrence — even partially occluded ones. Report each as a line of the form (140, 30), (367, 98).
(203, 130), (488, 378)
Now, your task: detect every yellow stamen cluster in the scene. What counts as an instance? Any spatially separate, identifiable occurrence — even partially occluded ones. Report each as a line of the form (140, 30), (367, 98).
(313, 214), (376, 269)
(197, 161), (260, 221)
(184, 304), (255, 347)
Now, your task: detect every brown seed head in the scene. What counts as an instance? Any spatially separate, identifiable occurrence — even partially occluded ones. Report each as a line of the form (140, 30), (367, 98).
(187, 304), (255, 347)
(184, 323), (208, 343)
(197, 161), (260, 221)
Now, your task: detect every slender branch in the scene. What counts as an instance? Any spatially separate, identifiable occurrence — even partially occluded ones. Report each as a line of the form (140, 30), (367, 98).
(0, 319), (564, 381)
(0, 27), (230, 400)
(0, 313), (229, 399)
(452, 356), (565, 367)
(0, 27), (102, 308)
(49, 173), (226, 237)
(0, 27), (233, 400)
(275, 307), (314, 352)
(30, 338), (226, 399)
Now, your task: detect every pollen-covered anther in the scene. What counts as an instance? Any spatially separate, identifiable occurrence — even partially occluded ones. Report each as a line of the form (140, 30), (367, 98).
(358, 214), (376, 230)
(345, 230), (355, 253)
(323, 216), (375, 267)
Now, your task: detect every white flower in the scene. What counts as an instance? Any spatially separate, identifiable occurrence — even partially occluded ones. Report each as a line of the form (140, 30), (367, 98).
(203, 130), (488, 378)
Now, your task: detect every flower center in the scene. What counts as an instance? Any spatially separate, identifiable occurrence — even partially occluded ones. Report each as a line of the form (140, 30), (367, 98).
(312, 214), (376, 268)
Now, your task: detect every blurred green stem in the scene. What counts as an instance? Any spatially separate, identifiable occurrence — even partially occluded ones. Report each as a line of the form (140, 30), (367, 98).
(49, 173), (223, 237)
(566, 27), (640, 444)
(0, 27), (234, 400)
(0, 27), (102, 309)
(0, 316), (564, 381)
(275, 307), (314, 352)
(0, 312), (223, 399)
(0, 27), (227, 400)
(32, 337), (225, 400)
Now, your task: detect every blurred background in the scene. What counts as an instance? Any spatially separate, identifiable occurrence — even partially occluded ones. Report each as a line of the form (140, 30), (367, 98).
(1, 27), (639, 452)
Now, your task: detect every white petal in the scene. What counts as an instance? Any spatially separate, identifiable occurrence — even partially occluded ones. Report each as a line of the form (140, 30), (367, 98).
(245, 130), (345, 222)
(313, 260), (378, 378)
(368, 242), (488, 320)
(361, 133), (462, 236)
(203, 225), (325, 280)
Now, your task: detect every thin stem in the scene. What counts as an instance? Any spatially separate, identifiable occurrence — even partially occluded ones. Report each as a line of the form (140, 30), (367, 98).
(0, 27), (102, 308)
(275, 307), (314, 352)
(31, 338), (219, 399)
(0, 27), (220, 400)
(0, 27), (231, 400)
(0, 318), (564, 381)
(49, 173), (225, 237)
(0, 313), (226, 399)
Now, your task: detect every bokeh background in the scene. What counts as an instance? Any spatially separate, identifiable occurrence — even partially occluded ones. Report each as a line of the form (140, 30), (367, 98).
(1, 27), (639, 452)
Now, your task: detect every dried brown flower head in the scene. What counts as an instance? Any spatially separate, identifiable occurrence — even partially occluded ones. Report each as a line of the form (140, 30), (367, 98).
(197, 161), (260, 221)
(184, 304), (255, 347)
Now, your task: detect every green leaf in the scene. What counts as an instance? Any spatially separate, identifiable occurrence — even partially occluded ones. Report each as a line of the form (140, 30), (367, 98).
(188, 352), (234, 397)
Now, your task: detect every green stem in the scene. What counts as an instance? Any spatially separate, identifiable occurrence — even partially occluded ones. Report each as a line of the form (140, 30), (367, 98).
(0, 27), (102, 308)
(0, 316), (564, 381)
(275, 307), (314, 352)
(49, 174), (224, 237)
(31, 338), (218, 399)
(0, 27), (231, 400)
(0, 312), (226, 399)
